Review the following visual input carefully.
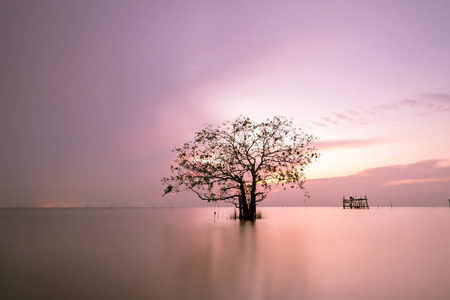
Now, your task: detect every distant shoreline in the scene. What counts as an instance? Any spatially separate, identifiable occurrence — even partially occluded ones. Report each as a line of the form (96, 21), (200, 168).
(1, 205), (449, 209)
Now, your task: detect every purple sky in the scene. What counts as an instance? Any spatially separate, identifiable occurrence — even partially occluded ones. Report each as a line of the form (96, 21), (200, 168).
(1, 0), (449, 207)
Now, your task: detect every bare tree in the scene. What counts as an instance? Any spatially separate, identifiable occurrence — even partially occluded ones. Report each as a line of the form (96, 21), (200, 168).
(162, 116), (319, 220)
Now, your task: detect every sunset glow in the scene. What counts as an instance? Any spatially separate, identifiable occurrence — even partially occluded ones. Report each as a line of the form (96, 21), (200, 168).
(1, 0), (449, 207)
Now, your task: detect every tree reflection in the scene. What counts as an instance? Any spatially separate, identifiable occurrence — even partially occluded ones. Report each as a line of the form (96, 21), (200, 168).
(153, 220), (308, 300)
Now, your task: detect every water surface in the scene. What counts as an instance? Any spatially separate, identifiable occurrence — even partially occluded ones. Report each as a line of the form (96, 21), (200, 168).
(1, 207), (449, 300)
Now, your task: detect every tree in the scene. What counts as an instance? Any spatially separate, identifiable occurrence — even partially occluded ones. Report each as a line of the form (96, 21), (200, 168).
(162, 116), (319, 220)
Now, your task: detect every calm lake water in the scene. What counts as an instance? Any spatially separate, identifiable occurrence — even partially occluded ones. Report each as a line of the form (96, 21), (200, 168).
(1, 207), (449, 300)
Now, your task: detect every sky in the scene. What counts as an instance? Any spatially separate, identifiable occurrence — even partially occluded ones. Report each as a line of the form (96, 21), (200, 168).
(1, 0), (449, 208)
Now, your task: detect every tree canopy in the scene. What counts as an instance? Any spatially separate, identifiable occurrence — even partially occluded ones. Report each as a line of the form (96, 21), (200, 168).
(162, 116), (319, 220)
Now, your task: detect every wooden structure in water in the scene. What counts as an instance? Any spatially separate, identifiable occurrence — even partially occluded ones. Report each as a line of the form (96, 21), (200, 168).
(343, 196), (369, 209)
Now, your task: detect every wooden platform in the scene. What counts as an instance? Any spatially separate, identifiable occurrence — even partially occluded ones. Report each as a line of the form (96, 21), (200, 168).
(343, 196), (369, 209)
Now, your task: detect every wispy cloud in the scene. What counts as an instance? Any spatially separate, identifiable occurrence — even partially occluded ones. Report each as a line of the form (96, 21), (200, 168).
(322, 117), (338, 125)
(333, 113), (354, 122)
(383, 177), (450, 187)
(310, 93), (450, 128)
(315, 139), (388, 150)
(400, 93), (450, 115)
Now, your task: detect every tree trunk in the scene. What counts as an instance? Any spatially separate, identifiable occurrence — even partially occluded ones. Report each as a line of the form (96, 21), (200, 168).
(238, 193), (250, 221)
(238, 194), (256, 221)
(239, 205), (254, 221)
(238, 181), (256, 221)
(248, 192), (256, 221)
(247, 176), (257, 221)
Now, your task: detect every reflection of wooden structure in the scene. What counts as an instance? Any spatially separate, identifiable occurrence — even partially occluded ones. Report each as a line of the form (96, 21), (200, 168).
(343, 196), (369, 209)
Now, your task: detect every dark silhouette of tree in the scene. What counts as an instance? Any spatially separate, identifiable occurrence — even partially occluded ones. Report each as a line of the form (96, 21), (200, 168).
(162, 116), (319, 220)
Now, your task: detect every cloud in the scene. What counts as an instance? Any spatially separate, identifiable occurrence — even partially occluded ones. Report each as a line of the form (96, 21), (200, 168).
(399, 99), (421, 108)
(302, 159), (450, 206)
(321, 117), (338, 125)
(371, 104), (399, 112)
(383, 177), (450, 187)
(333, 113), (354, 122)
(400, 93), (450, 115)
(315, 139), (387, 150)
(310, 93), (450, 129)
(312, 121), (326, 127)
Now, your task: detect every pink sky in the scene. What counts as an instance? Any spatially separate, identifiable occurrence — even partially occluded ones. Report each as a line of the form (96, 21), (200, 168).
(1, 0), (449, 207)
